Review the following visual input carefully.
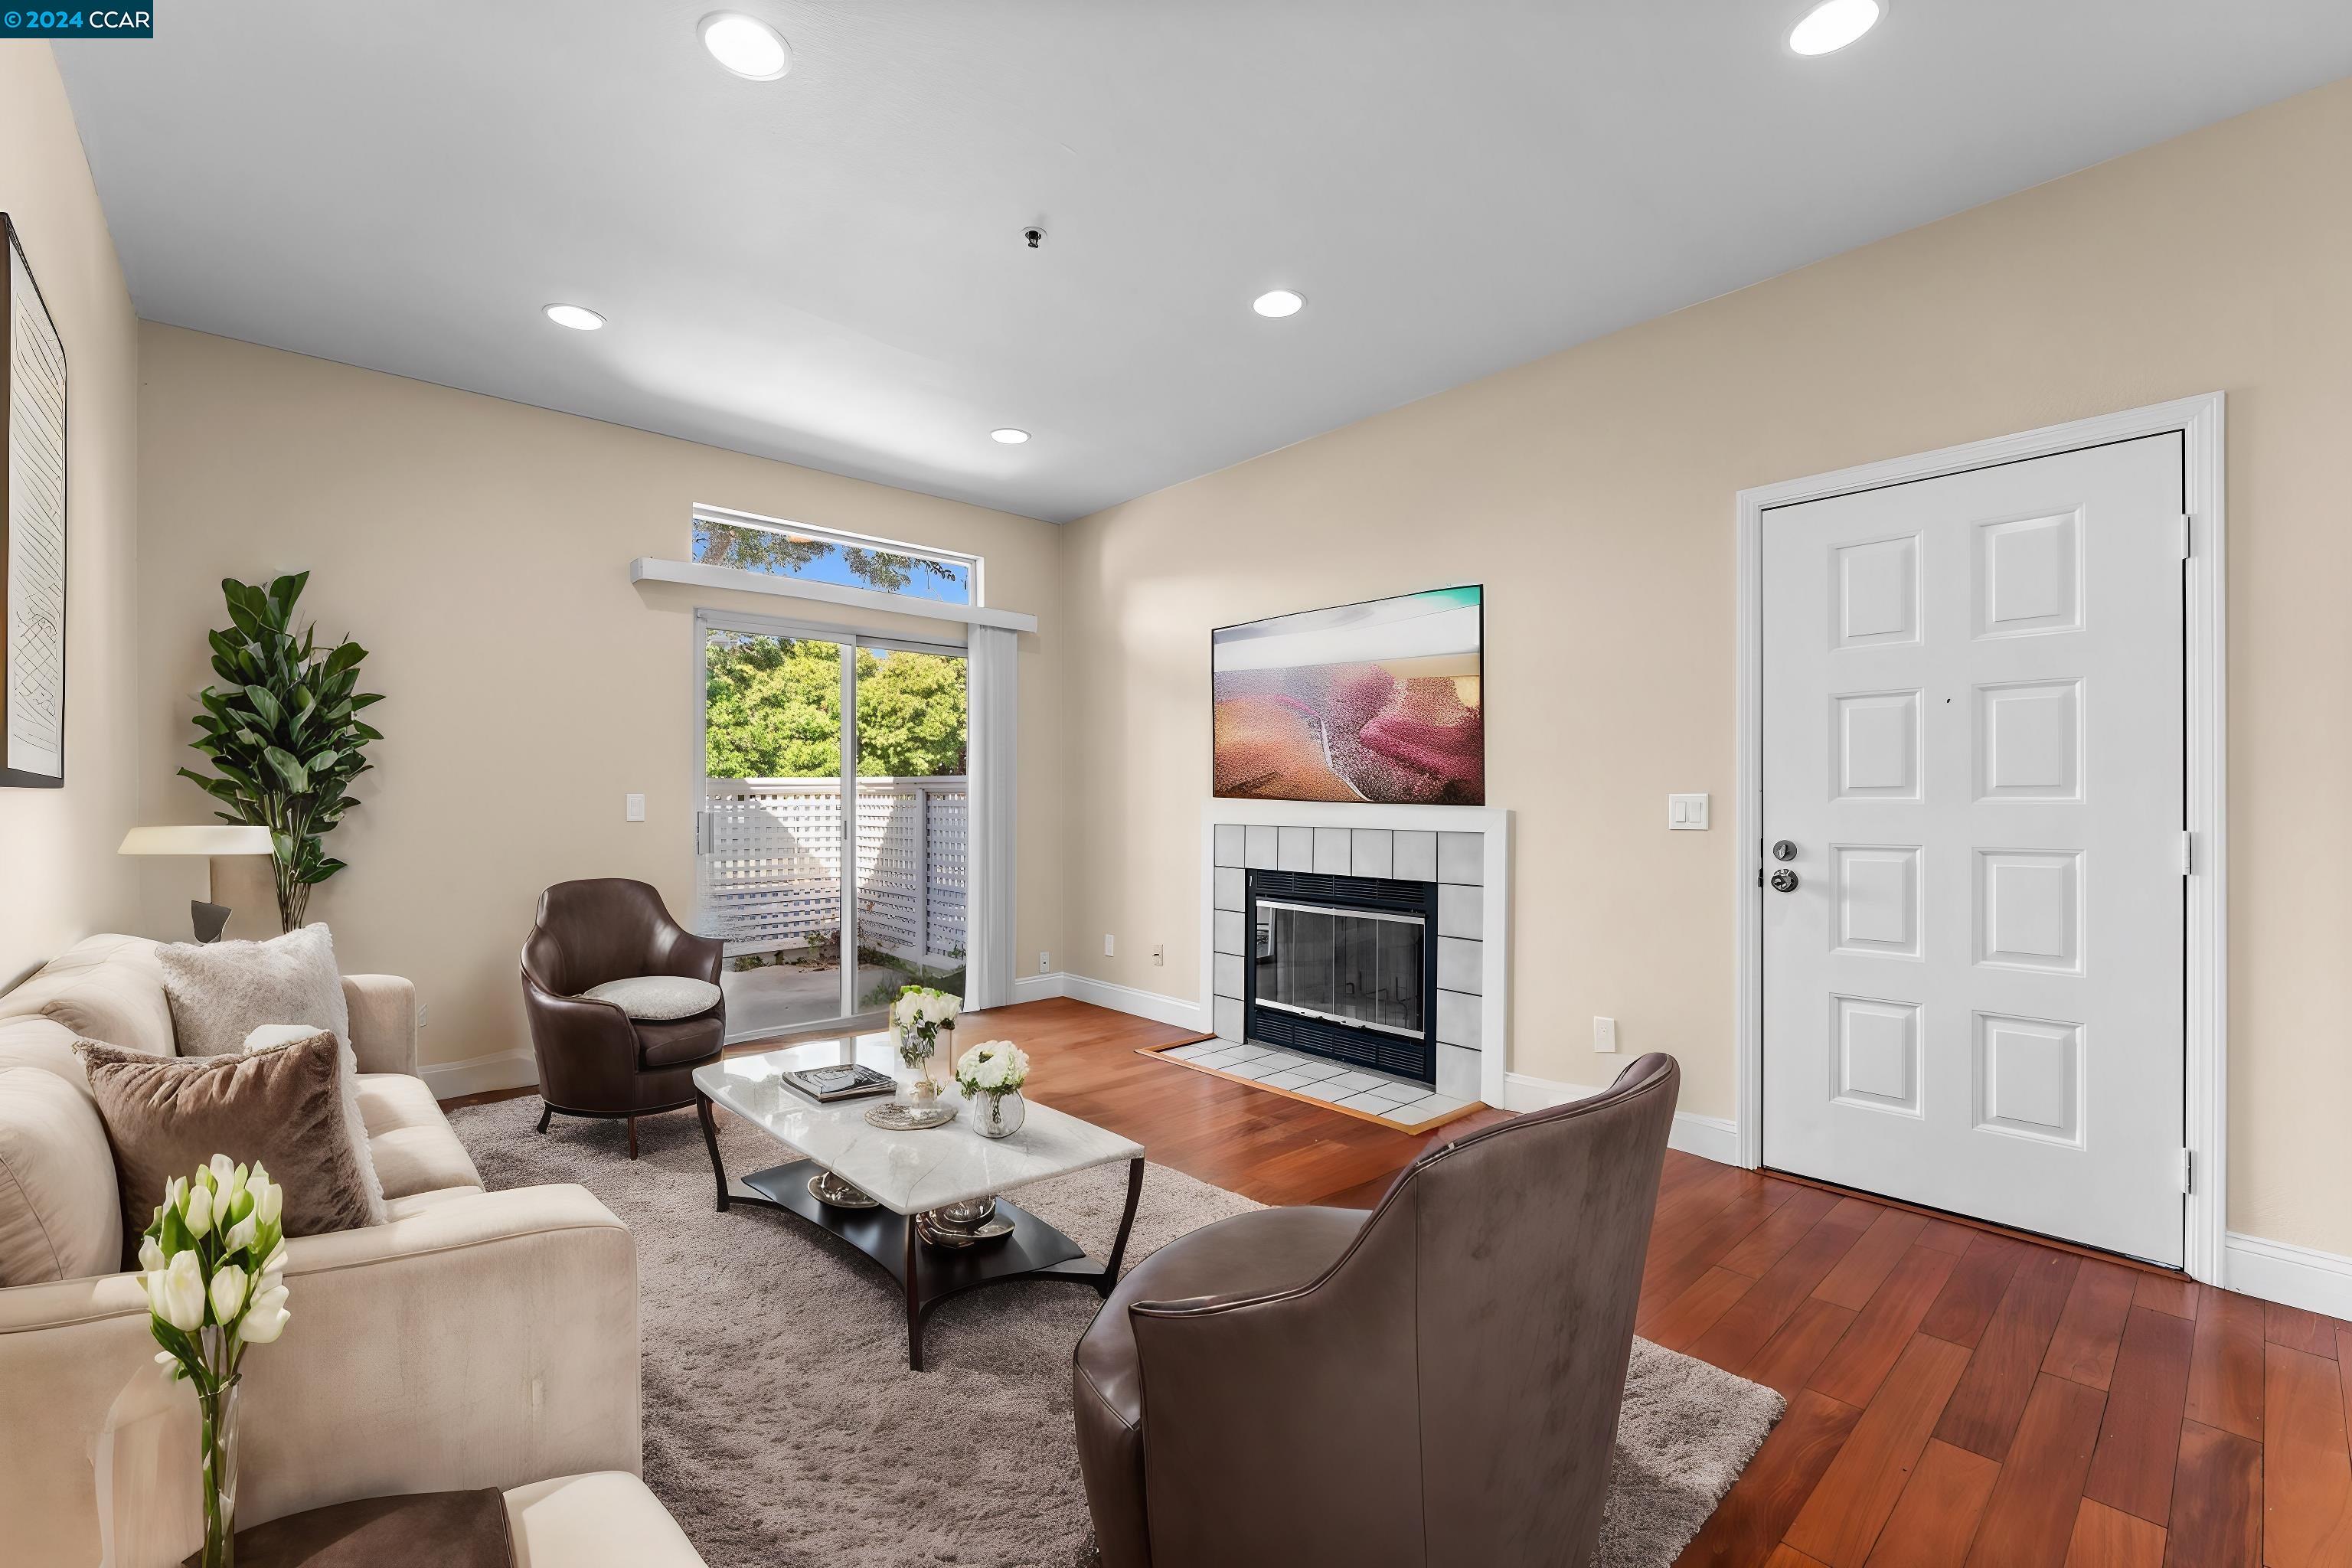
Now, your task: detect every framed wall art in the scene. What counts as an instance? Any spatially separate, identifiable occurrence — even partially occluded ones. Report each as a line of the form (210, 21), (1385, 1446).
(2, 213), (68, 789)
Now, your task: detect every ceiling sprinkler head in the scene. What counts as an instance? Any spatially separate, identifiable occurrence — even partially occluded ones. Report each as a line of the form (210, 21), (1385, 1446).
(1023, 226), (1045, 250)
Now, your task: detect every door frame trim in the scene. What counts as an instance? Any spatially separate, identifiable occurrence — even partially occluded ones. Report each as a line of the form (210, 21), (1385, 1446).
(692, 605), (971, 1042)
(1733, 393), (2227, 1282)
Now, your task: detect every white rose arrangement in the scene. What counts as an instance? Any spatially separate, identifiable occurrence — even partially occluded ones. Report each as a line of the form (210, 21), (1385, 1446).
(954, 1039), (1030, 1099)
(142, 1154), (293, 1566)
(889, 985), (962, 1069)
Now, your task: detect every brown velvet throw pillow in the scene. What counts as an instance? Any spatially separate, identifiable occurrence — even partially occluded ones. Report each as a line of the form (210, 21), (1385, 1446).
(76, 1033), (377, 1256)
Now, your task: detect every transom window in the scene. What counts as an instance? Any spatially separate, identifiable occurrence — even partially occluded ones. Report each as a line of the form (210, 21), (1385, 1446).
(692, 506), (980, 606)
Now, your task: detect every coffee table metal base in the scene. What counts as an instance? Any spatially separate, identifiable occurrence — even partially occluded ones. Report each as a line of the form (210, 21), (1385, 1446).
(697, 1093), (1143, 1370)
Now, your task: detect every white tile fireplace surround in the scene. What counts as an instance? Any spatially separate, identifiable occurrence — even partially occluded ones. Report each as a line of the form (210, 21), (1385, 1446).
(1197, 800), (1510, 1109)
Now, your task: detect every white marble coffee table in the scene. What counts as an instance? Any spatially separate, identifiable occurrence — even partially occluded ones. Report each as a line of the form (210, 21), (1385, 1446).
(693, 1035), (1145, 1370)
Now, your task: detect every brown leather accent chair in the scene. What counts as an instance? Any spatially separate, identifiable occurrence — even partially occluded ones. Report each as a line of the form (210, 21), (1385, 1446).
(1073, 1053), (1680, 1568)
(520, 879), (726, 1158)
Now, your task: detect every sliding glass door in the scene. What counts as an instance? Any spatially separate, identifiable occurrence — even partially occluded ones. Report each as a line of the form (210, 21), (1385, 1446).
(696, 611), (969, 1042)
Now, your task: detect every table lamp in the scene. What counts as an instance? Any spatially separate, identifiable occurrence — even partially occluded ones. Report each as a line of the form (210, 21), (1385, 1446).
(119, 825), (276, 942)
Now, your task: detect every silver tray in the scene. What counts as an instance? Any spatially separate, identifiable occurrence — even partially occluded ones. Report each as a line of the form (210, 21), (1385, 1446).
(916, 1210), (1016, 1246)
(864, 1100), (958, 1132)
(807, 1171), (878, 1209)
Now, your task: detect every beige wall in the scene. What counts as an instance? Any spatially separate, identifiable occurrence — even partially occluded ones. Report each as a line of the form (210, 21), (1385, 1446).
(1061, 77), (2352, 1253)
(136, 324), (1065, 1070)
(0, 44), (142, 988)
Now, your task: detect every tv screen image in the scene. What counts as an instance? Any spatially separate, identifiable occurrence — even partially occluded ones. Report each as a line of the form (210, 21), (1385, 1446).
(1211, 586), (1483, 805)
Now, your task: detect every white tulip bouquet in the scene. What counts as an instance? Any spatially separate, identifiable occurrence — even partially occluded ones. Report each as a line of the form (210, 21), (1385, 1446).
(141, 1154), (292, 1567)
(954, 1038), (1030, 1097)
(889, 985), (962, 1071)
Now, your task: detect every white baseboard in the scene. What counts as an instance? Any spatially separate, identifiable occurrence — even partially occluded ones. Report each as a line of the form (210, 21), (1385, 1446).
(1010, 971), (1069, 1004)
(2226, 1231), (2352, 1319)
(1058, 972), (1210, 1034)
(1503, 1071), (1741, 1164)
(420, 1047), (537, 1101)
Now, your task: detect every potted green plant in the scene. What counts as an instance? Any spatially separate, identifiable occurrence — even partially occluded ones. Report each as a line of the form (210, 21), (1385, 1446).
(177, 573), (383, 931)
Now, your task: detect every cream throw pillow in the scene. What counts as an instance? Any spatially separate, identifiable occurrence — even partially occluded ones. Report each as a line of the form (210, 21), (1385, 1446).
(578, 975), (721, 1021)
(159, 924), (350, 1058)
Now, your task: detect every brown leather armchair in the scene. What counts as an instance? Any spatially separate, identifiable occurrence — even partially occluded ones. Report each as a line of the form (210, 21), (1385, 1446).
(1074, 1053), (1680, 1568)
(520, 878), (726, 1158)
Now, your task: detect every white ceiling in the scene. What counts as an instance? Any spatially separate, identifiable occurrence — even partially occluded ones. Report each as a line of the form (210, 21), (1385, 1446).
(54, 3), (2352, 523)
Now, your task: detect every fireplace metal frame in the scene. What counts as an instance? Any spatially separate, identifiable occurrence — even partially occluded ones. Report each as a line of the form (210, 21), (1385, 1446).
(1243, 868), (1439, 1084)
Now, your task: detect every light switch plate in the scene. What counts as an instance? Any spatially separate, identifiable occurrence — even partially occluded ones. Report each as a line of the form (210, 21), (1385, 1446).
(1668, 793), (1709, 830)
(1594, 1016), (1618, 1054)
(625, 792), (646, 822)
(1104, 933), (1116, 956)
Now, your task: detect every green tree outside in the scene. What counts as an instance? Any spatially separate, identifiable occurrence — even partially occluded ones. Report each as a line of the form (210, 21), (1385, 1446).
(704, 634), (967, 778)
(694, 520), (967, 599)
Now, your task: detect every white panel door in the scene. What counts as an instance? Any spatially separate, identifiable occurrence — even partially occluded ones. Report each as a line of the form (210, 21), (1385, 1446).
(1761, 434), (2185, 1265)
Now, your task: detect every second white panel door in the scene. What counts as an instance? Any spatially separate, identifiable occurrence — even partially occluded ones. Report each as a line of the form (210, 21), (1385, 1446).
(1760, 433), (2185, 1266)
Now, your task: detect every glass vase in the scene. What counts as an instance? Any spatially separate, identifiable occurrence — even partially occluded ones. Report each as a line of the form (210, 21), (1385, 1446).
(971, 1089), (1026, 1139)
(198, 1373), (241, 1568)
(897, 1024), (947, 1102)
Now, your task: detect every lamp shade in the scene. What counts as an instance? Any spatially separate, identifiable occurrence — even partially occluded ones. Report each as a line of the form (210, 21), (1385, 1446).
(118, 826), (275, 857)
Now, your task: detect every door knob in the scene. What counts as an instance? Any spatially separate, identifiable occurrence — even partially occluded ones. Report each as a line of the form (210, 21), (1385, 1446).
(1772, 840), (1798, 861)
(1770, 868), (1800, 893)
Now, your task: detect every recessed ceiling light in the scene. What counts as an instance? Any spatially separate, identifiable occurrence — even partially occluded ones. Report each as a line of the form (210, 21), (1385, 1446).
(1253, 289), (1305, 318)
(1788, 0), (1883, 55)
(991, 428), (1031, 445)
(699, 11), (792, 80)
(543, 303), (605, 331)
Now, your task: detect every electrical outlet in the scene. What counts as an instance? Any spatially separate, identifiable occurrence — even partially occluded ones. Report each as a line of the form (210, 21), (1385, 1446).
(1038, 951), (1050, 974)
(625, 792), (645, 822)
(1104, 933), (1116, 957)
(1152, 943), (1165, 967)
(416, 1002), (430, 1028)
(1593, 1016), (1618, 1054)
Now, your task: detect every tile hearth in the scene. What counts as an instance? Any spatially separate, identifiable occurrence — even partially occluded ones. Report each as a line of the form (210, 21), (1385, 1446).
(1153, 1040), (1475, 1132)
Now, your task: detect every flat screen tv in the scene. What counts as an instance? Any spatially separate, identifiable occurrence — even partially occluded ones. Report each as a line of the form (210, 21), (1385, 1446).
(1212, 586), (1483, 805)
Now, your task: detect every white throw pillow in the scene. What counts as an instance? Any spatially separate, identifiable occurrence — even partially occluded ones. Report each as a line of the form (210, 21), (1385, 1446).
(159, 925), (351, 1059)
(242, 1021), (387, 1224)
(579, 976), (722, 1021)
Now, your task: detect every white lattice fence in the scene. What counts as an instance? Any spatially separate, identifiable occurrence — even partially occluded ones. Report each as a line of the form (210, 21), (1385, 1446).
(700, 777), (965, 963)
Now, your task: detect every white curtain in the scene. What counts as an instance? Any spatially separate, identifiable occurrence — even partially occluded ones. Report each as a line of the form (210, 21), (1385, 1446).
(963, 623), (1020, 1009)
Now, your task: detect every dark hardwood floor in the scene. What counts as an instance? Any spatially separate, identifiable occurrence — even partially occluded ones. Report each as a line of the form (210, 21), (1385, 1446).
(455, 996), (2306, 1566)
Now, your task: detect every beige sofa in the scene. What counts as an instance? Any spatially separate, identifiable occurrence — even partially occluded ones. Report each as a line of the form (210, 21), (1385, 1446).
(0, 934), (701, 1566)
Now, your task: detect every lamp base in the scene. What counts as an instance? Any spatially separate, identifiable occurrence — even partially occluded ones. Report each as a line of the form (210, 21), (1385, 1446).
(191, 901), (232, 944)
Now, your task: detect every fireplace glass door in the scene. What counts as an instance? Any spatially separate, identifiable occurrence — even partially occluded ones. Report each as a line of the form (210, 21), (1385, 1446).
(1254, 900), (1425, 1038)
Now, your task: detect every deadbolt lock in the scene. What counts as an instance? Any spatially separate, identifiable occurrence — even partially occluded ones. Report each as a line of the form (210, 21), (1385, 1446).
(1772, 839), (1798, 861)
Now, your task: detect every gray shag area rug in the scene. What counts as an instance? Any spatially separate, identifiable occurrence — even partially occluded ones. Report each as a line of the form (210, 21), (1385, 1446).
(451, 1096), (1781, 1567)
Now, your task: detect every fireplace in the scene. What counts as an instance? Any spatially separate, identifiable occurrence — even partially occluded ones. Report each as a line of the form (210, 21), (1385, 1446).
(1245, 868), (1437, 1085)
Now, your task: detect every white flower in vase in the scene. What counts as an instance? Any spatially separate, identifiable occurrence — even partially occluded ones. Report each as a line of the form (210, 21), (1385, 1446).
(953, 1039), (1031, 1138)
(890, 985), (965, 1070)
(139, 1154), (297, 1568)
(954, 1039), (1031, 1097)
